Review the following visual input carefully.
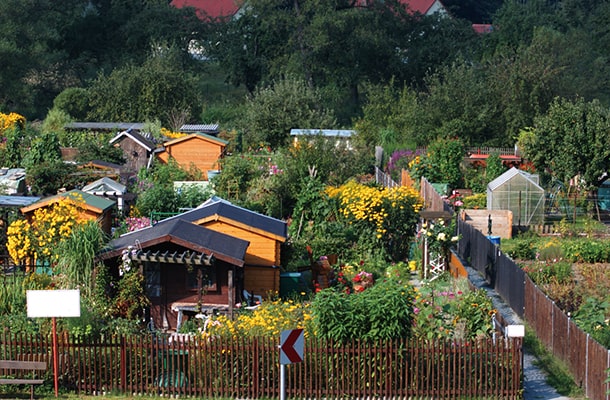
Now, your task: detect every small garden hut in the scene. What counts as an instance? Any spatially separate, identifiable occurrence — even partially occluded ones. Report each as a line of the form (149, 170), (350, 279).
(487, 167), (545, 225)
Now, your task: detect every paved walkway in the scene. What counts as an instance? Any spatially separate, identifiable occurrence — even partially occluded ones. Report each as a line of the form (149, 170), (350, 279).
(463, 264), (573, 400)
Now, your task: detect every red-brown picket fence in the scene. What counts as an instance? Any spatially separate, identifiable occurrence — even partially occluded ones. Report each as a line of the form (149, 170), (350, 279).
(0, 332), (523, 399)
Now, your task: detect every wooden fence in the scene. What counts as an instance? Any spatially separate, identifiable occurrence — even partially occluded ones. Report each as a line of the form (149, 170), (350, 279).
(455, 219), (610, 400)
(417, 178), (610, 400)
(0, 332), (522, 399)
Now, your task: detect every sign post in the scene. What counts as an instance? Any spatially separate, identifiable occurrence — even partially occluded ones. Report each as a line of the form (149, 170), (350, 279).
(27, 290), (80, 397)
(279, 328), (304, 400)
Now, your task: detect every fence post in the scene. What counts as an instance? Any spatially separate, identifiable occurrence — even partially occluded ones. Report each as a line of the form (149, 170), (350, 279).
(120, 335), (127, 393)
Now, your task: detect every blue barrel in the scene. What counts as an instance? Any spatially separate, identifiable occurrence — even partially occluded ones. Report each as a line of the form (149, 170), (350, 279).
(487, 235), (501, 246)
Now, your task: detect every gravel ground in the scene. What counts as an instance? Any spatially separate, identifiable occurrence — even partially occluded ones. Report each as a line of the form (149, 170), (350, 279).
(463, 264), (573, 400)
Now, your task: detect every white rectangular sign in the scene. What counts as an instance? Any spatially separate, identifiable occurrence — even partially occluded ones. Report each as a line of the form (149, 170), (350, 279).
(27, 290), (81, 318)
(506, 324), (525, 338)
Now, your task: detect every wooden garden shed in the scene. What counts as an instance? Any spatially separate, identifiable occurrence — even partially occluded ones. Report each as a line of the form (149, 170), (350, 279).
(156, 133), (228, 180)
(20, 189), (116, 235)
(109, 129), (159, 174)
(155, 197), (287, 301)
(100, 219), (249, 331)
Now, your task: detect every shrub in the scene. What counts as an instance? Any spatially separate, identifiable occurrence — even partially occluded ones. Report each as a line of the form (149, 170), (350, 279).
(412, 277), (495, 340)
(462, 193), (486, 209)
(562, 239), (610, 263)
(522, 260), (573, 286)
(311, 279), (416, 343)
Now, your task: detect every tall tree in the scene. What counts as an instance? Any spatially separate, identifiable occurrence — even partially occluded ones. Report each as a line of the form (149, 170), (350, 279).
(521, 96), (610, 187)
(240, 77), (336, 149)
(87, 48), (200, 125)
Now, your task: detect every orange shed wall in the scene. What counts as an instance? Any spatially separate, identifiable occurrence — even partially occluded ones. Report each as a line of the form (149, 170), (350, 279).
(243, 265), (280, 299)
(158, 138), (224, 179)
(202, 220), (282, 266)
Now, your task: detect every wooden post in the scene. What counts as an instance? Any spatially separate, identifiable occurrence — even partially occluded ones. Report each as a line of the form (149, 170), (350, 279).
(228, 267), (234, 319)
(52, 317), (58, 397)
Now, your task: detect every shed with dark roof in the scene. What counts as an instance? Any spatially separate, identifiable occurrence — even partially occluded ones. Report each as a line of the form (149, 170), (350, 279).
(154, 197), (287, 303)
(101, 218), (249, 330)
(109, 129), (160, 173)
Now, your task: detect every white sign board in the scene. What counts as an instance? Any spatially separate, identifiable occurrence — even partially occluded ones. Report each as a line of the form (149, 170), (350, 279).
(27, 290), (81, 318)
(506, 324), (525, 338)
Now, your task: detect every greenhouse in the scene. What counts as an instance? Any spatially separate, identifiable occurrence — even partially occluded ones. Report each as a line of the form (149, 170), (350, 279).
(487, 167), (545, 225)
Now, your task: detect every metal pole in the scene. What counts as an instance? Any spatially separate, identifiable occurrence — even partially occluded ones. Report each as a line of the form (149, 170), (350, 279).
(280, 363), (286, 400)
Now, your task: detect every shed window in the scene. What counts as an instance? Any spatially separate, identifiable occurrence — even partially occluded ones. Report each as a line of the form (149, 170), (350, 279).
(187, 266), (217, 292)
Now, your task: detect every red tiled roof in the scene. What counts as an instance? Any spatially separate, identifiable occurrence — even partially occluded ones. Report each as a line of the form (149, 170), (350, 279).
(400, 0), (438, 15)
(472, 24), (494, 34)
(170, 0), (239, 19)
(173, 0), (442, 19)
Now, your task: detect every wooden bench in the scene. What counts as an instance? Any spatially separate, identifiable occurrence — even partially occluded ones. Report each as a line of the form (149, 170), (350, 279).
(0, 360), (47, 399)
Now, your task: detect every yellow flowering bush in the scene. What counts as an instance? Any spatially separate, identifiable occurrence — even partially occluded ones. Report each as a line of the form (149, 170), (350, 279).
(0, 112), (25, 133)
(160, 127), (187, 140)
(325, 181), (424, 260)
(203, 295), (314, 339)
(7, 195), (88, 264)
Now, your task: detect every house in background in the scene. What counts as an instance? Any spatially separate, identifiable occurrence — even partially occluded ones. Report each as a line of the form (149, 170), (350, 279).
(157, 133), (228, 180)
(109, 129), (160, 174)
(20, 189), (116, 235)
(400, 0), (446, 15)
(170, 0), (240, 20)
(172, 0), (446, 19)
(100, 219), (249, 331)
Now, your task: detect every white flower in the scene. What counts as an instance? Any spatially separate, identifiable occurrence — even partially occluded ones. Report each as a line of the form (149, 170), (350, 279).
(437, 232), (446, 241)
(451, 236), (459, 242)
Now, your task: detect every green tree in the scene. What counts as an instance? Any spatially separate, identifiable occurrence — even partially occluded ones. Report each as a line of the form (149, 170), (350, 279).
(87, 49), (200, 126)
(240, 77), (336, 149)
(133, 158), (197, 216)
(414, 138), (465, 188)
(521, 96), (610, 187)
(53, 88), (90, 120)
(0, 0), (84, 118)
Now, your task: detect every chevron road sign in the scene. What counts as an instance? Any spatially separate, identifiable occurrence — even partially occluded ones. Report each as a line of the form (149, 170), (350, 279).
(279, 328), (304, 364)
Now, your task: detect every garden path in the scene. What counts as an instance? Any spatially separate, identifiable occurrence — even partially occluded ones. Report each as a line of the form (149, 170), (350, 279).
(461, 264), (574, 400)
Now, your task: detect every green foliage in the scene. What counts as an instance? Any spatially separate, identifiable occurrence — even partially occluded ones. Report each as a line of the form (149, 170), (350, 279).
(54, 221), (107, 298)
(524, 96), (610, 187)
(485, 152), (506, 183)
(311, 279), (416, 343)
(87, 50), (200, 127)
(561, 238), (610, 263)
(213, 148), (272, 206)
(522, 260), (573, 286)
(53, 88), (90, 120)
(412, 277), (495, 340)
(506, 236), (538, 260)
(410, 138), (464, 188)
(240, 77), (337, 149)
(41, 108), (72, 134)
(133, 158), (197, 215)
(574, 297), (610, 348)
(462, 193), (486, 209)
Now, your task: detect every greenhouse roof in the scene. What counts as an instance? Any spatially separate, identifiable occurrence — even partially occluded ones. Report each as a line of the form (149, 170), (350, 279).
(487, 167), (542, 192)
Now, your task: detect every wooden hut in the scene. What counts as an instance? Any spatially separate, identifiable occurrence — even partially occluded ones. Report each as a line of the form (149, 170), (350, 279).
(156, 133), (228, 180)
(100, 220), (249, 331)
